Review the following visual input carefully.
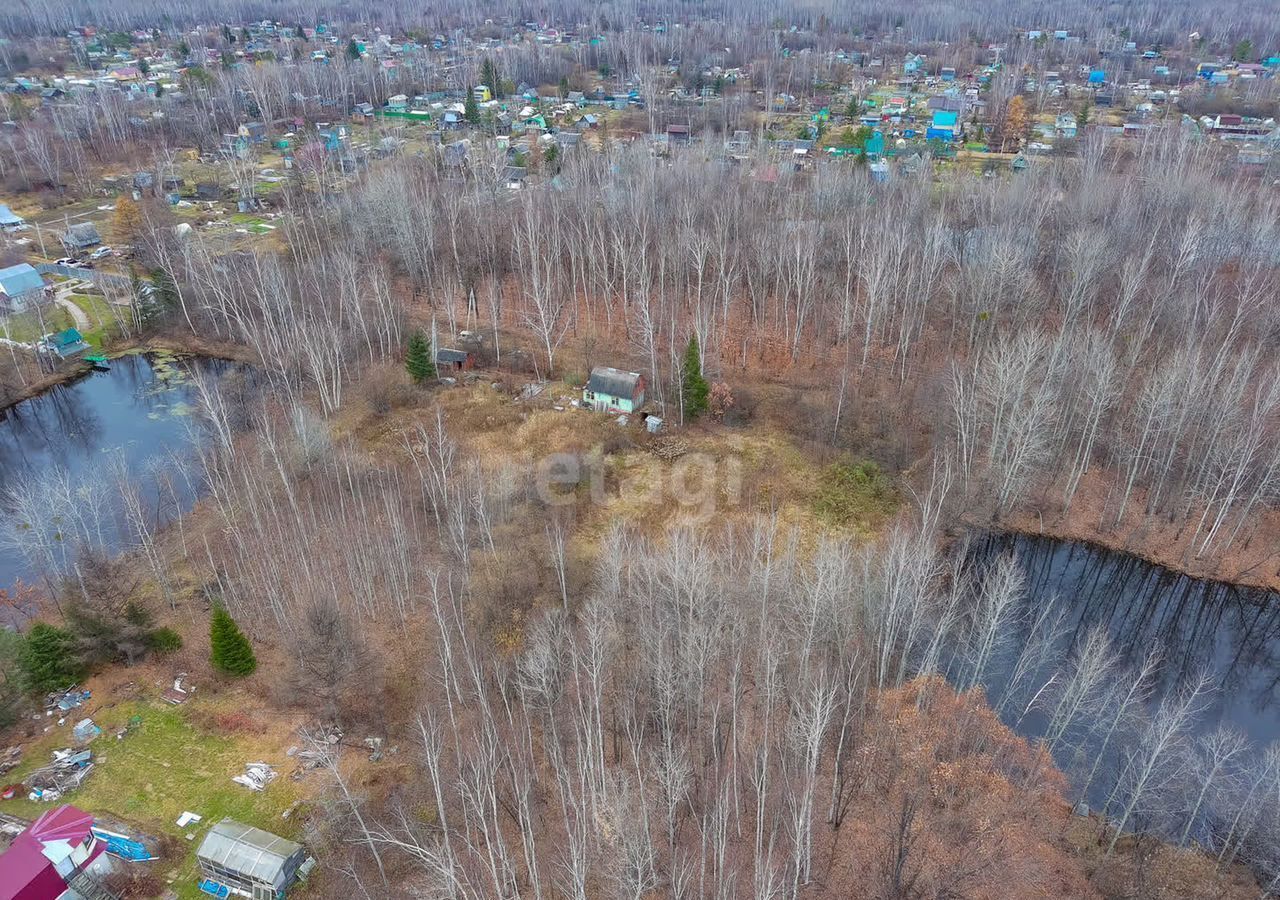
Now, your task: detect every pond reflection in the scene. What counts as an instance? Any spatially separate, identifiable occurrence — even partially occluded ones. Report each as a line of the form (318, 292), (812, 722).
(0, 354), (242, 598)
(969, 532), (1280, 745)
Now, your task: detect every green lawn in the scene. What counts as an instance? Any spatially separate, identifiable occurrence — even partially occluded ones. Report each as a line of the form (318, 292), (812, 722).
(0, 306), (75, 343)
(66, 293), (128, 348)
(0, 293), (127, 347)
(225, 213), (279, 237)
(3, 699), (306, 899)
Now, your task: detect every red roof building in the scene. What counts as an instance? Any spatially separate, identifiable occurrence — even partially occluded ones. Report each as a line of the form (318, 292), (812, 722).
(0, 806), (112, 900)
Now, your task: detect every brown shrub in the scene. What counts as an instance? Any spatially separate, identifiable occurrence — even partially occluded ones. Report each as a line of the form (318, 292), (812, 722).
(190, 708), (266, 734)
(102, 869), (166, 898)
(360, 361), (417, 416)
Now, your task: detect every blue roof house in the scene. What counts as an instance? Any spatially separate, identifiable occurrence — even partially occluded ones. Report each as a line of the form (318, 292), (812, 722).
(926, 110), (960, 141)
(0, 263), (46, 312)
(1089, 70), (1106, 85)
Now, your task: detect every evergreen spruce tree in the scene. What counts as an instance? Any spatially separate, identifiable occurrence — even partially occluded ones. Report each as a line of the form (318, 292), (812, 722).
(210, 607), (257, 677)
(405, 330), (435, 383)
(464, 88), (480, 124)
(150, 267), (179, 314)
(682, 334), (710, 420)
(346, 38), (361, 60)
(481, 57), (501, 98)
(19, 623), (84, 694)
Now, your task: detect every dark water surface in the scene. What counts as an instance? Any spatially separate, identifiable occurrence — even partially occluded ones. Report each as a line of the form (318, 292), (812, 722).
(971, 532), (1280, 746)
(0, 353), (236, 595)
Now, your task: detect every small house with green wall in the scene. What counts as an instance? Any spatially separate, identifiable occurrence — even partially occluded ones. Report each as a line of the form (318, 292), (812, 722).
(583, 367), (646, 413)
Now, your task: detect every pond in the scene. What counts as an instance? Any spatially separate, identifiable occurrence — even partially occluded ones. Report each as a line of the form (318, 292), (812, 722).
(0, 354), (243, 602)
(970, 531), (1280, 748)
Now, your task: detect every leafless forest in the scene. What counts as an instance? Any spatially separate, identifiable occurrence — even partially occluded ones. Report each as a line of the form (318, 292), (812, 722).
(3, 0), (1279, 48)
(181, 408), (1280, 896)
(136, 129), (1280, 566)
(10, 97), (1280, 898)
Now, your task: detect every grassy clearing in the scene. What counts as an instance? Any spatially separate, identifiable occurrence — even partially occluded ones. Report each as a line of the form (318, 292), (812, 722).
(0, 293), (127, 347)
(0, 305), (75, 343)
(811, 458), (899, 533)
(3, 696), (306, 899)
(227, 213), (278, 236)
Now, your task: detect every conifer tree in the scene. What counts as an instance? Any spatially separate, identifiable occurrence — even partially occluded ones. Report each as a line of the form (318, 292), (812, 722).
(682, 334), (710, 419)
(210, 607), (257, 677)
(464, 88), (480, 125)
(406, 330), (435, 383)
(19, 623), (84, 694)
(481, 57), (502, 98)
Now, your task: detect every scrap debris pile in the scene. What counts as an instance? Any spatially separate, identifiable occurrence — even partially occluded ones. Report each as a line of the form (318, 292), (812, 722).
(284, 725), (392, 780)
(26, 747), (94, 802)
(233, 762), (277, 791)
(161, 673), (194, 705)
(48, 688), (91, 712)
(0, 746), (21, 777)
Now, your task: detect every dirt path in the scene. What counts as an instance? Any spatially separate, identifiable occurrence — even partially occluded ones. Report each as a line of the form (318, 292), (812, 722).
(53, 285), (90, 331)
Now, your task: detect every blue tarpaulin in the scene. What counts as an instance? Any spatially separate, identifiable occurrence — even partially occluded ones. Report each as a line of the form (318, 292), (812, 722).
(92, 827), (155, 861)
(199, 879), (231, 898)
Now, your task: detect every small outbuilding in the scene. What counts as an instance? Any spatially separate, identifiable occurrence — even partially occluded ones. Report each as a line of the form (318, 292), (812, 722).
(583, 367), (646, 414)
(436, 347), (475, 372)
(41, 328), (90, 359)
(196, 819), (306, 900)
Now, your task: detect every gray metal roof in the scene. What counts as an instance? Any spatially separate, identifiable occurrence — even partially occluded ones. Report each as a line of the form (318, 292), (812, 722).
(586, 366), (642, 398)
(197, 819), (303, 884)
(63, 222), (101, 247)
(436, 347), (468, 363)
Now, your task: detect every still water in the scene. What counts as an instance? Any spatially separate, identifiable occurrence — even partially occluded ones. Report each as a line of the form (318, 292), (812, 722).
(0, 353), (239, 596)
(970, 531), (1280, 746)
